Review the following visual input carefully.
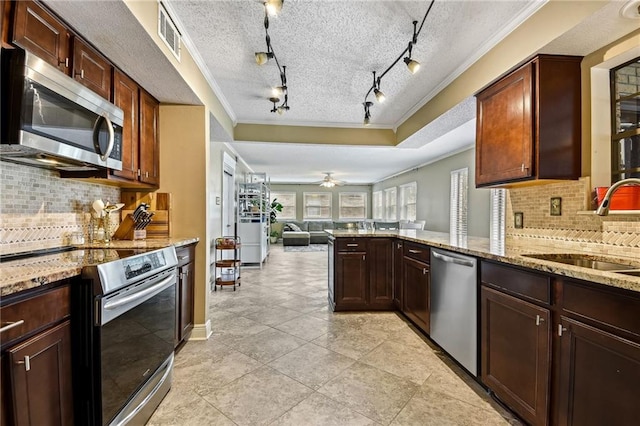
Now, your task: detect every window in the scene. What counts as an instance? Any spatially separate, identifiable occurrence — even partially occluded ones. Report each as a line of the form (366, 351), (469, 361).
(611, 57), (640, 182)
(384, 187), (397, 221)
(399, 182), (417, 221)
(303, 193), (332, 220)
(339, 192), (367, 219)
(372, 191), (383, 220)
(450, 168), (468, 240)
(270, 191), (296, 220)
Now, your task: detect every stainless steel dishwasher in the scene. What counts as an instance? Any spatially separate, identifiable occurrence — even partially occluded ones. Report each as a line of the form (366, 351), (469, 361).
(430, 248), (478, 376)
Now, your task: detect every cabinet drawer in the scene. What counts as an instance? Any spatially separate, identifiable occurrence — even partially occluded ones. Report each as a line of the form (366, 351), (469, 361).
(0, 284), (70, 348)
(176, 244), (195, 266)
(562, 280), (640, 339)
(481, 261), (551, 305)
(403, 242), (430, 263)
(336, 238), (366, 252)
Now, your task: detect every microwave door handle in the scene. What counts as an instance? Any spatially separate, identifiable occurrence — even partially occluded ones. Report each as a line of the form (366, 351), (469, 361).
(93, 113), (115, 162)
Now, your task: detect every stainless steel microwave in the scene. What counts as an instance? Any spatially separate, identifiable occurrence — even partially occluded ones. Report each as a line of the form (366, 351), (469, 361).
(1, 48), (123, 171)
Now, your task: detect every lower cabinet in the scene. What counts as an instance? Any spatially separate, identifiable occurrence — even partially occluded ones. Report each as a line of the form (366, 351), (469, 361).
(0, 283), (73, 426)
(402, 243), (430, 334)
(480, 286), (551, 426)
(175, 243), (196, 349)
(331, 237), (394, 311)
(393, 240), (403, 309)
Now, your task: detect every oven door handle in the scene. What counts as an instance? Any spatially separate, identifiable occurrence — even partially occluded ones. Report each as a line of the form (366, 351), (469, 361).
(104, 275), (174, 311)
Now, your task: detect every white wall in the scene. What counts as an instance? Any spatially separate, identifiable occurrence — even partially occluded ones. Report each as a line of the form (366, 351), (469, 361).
(372, 148), (491, 237)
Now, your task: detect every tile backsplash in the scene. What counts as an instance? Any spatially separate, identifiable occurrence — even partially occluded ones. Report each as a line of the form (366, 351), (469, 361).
(0, 162), (120, 253)
(506, 177), (640, 256)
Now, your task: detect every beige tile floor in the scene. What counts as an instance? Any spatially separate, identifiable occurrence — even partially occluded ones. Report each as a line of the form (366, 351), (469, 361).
(148, 245), (522, 426)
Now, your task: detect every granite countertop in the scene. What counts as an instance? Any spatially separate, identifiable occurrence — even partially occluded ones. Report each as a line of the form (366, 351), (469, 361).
(0, 237), (199, 298)
(327, 229), (640, 294)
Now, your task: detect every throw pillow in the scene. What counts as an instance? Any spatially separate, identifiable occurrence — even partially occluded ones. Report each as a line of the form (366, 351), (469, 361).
(286, 222), (302, 232)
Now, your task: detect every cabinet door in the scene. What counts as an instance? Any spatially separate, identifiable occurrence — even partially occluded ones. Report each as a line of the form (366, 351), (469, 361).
(481, 286), (551, 426)
(8, 321), (73, 426)
(557, 317), (640, 426)
(476, 62), (533, 186)
(113, 69), (139, 181)
(403, 256), (430, 333)
(12, 0), (70, 72)
(335, 252), (367, 309)
(368, 238), (393, 309)
(72, 37), (112, 100)
(139, 90), (159, 185)
(177, 260), (195, 345)
(393, 240), (403, 309)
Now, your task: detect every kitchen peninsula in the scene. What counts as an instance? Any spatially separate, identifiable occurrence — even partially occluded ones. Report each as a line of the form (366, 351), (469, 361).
(327, 229), (640, 426)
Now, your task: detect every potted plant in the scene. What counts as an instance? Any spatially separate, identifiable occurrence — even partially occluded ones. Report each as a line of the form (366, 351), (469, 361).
(269, 230), (279, 244)
(270, 198), (283, 225)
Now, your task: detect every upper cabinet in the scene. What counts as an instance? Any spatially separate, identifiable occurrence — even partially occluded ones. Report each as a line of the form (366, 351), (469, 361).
(112, 69), (140, 181)
(475, 55), (582, 187)
(72, 37), (112, 100)
(12, 0), (70, 72)
(139, 90), (160, 186)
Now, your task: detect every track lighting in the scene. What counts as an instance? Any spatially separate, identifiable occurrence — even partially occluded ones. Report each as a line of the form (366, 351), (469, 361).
(255, 2), (291, 113)
(361, 0), (434, 125)
(265, 0), (283, 17)
(255, 51), (274, 65)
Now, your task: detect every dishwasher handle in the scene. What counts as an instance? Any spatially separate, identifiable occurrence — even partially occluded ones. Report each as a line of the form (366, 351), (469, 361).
(432, 251), (475, 267)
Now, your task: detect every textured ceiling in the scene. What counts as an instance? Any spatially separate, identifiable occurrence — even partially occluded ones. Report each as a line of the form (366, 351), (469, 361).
(167, 0), (540, 127)
(43, 1), (640, 184)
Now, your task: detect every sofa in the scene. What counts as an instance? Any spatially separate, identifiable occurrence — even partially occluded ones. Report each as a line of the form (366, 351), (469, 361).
(282, 221), (363, 246)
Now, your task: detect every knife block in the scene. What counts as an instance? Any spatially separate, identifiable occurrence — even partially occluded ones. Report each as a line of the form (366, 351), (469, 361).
(112, 215), (146, 240)
(120, 192), (171, 238)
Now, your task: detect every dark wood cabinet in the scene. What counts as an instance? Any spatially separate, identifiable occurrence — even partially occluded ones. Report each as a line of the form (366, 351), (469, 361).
(393, 240), (403, 309)
(0, 283), (73, 426)
(335, 251), (368, 309)
(330, 237), (394, 311)
(368, 238), (394, 309)
(475, 55), (582, 187)
(175, 244), (196, 349)
(557, 317), (640, 426)
(481, 286), (551, 426)
(139, 90), (160, 186)
(7, 321), (73, 426)
(12, 0), (70, 72)
(72, 37), (112, 100)
(402, 254), (430, 334)
(113, 69), (140, 181)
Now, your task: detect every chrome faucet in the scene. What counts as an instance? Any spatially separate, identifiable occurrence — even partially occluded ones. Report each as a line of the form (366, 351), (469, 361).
(595, 178), (640, 216)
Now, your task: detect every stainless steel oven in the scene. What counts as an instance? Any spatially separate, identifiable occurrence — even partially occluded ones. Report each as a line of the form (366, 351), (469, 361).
(73, 247), (178, 426)
(1, 48), (123, 171)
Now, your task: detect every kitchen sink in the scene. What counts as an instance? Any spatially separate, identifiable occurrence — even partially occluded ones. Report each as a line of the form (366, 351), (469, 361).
(522, 253), (639, 271)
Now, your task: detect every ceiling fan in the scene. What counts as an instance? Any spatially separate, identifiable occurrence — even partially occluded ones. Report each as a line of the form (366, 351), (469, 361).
(317, 172), (344, 188)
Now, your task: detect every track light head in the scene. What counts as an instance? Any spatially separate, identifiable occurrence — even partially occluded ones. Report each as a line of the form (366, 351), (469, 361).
(272, 86), (286, 97)
(404, 57), (420, 74)
(374, 88), (386, 103)
(255, 51), (274, 65)
(265, 0), (283, 17)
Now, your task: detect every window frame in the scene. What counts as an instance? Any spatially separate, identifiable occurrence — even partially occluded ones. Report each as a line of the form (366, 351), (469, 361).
(384, 187), (397, 221)
(270, 191), (296, 220)
(372, 191), (383, 220)
(399, 182), (417, 221)
(303, 192), (332, 220)
(338, 192), (367, 220)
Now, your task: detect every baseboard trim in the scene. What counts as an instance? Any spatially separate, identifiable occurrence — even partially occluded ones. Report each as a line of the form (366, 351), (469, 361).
(189, 320), (211, 340)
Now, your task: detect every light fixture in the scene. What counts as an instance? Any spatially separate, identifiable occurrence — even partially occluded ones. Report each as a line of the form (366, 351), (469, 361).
(255, 3), (291, 113)
(318, 173), (343, 187)
(361, 0), (434, 125)
(265, 0), (283, 17)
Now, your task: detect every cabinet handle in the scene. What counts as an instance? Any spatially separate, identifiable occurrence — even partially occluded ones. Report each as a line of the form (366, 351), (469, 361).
(409, 249), (421, 254)
(179, 256), (188, 260)
(347, 244), (358, 247)
(558, 324), (567, 336)
(396, 242), (402, 249)
(536, 315), (545, 326)
(145, 171), (149, 178)
(16, 355), (30, 371)
(362, 255), (365, 261)
(59, 57), (69, 67)
(423, 268), (428, 275)
(76, 69), (85, 79)
(0, 320), (25, 333)
(137, 169), (141, 177)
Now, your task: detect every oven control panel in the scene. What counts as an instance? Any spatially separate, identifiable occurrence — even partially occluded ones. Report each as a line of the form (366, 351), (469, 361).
(123, 251), (166, 280)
